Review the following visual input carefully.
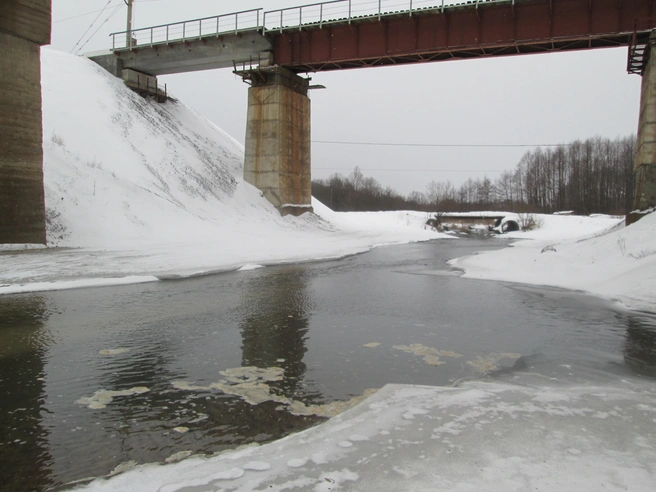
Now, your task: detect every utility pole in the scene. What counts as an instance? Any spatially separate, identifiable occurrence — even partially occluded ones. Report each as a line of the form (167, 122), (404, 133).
(126, 0), (134, 48)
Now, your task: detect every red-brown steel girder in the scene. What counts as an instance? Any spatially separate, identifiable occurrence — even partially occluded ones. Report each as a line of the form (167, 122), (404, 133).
(270, 0), (656, 73)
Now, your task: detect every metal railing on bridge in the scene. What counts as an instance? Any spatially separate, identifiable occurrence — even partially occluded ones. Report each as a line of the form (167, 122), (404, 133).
(261, 0), (503, 33)
(110, 8), (263, 50)
(108, 0), (506, 51)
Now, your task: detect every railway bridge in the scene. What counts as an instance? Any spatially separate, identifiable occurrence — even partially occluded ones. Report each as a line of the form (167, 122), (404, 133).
(91, 0), (655, 219)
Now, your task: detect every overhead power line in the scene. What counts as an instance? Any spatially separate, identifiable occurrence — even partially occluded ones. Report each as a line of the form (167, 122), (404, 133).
(312, 140), (570, 148)
(314, 168), (503, 173)
(74, 5), (124, 54)
(70, 0), (118, 53)
(55, 8), (111, 23)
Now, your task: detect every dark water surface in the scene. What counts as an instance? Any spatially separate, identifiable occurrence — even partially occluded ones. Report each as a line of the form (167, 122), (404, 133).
(1, 238), (655, 491)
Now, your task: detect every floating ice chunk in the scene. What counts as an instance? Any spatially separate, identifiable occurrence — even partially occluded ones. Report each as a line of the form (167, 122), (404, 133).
(98, 348), (130, 356)
(288, 389), (378, 417)
(174, 367), (377, 416)
(76, 387), (149, 409)
(393, 344), (463, 366)
(173, 427), (189, 434)
(466, 353), (522, 374)
(171, 381), (211, 391)
(363, 342), (381, 348)
(238, 264), (264, 271)
(211, 380), (291, 406)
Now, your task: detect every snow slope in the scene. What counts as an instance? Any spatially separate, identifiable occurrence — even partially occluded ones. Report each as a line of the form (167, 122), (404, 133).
(0, 49), (445, 292)
(451, 212), (656, 312)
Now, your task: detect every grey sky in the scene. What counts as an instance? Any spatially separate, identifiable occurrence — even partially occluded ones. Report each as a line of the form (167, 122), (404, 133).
(52, 0), (642, 196)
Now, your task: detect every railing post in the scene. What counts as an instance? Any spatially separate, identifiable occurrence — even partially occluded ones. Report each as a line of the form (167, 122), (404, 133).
(257, 10), (260, 31)
(112, 34), (115, 50)
(280, 10), (283, 33)
(378, 0), (382, 21)
(262, 11), (266, 34)
(320, 4), (324, 28)
(150, 28), (153, 46)
(349, 0), (352, 24)
(299, 6), (302, 31)
(199, 19), (202, 39)
(235, 12), (238, 34)
(166, 25), (169, 43)
(182, 22), (186, 42)
(410, 0), (413, 17)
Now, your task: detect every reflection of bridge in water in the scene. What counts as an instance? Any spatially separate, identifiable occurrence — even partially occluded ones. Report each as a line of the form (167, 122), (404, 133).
(88, 0), (656, 220)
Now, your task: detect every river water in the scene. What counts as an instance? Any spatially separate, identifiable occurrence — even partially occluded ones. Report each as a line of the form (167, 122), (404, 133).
(1, 237), (655, 491)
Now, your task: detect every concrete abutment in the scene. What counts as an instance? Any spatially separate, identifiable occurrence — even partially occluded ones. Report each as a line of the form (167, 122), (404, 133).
(0, 0), (51, 244)
(243, 68), (313, 216)
(629, 30), (656, 224)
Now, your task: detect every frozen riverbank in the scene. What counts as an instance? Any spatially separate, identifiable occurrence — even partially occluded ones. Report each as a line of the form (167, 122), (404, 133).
(72, 379), (656, 492)
(451, 212), (656, 312)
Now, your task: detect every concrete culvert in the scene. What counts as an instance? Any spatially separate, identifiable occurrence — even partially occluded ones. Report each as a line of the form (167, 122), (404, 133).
(501, 220), (520, 232)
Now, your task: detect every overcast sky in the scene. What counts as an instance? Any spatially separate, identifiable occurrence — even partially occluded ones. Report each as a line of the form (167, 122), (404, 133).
(51, 0), (642, 196)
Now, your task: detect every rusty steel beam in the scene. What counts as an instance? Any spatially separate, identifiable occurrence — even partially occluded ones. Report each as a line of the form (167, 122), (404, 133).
(271, 0), (656, 72)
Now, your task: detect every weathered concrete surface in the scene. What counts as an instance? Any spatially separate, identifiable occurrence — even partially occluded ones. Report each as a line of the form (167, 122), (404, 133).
(89, 31), (271, 76)
(0, 0), (51, 44)
(0, 1), (50, 244)
(629, 30), (656, 225)
(244, 68), (312, 216)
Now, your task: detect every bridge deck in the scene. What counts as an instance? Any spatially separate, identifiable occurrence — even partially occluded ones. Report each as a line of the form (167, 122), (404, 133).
(273, 0), (655, 72)
(96, 0), (656, 77)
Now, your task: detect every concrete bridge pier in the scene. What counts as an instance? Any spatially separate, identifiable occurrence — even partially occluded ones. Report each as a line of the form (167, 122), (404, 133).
(630, 30), (656, 224)
(241, 67), (313, 216)
(0, 0), (51, 244)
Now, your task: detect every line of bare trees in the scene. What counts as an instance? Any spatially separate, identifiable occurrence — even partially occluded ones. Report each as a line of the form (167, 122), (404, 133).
(422, 135), (636, 215)
(312, 135), (636, 215)
(312, 166), (426, 212)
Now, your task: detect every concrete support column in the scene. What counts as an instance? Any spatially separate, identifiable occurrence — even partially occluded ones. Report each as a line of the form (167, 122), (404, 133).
(629, 30), (656, 224)
(0, 0), (51, 244)
(243, 67), (313, 216)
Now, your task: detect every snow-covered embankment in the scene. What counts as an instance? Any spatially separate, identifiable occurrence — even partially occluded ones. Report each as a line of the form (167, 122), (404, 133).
(0, 49), (444, 293)
(451, 212), (656, 312)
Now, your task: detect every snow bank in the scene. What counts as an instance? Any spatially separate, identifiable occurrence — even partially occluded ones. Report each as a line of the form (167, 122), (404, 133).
(0, 49), (445, 293)
(71, 380), (656, 492)
(452, 212), (656, 312)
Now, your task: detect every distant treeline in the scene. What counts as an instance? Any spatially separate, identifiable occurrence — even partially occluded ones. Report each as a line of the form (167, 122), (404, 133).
(312, 135), (636, 215)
